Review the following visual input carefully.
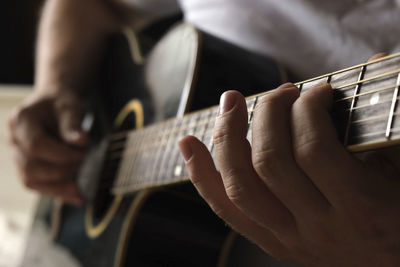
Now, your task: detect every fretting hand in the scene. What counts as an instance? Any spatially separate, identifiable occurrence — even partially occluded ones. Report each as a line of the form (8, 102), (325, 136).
(179, 81), (400, 266)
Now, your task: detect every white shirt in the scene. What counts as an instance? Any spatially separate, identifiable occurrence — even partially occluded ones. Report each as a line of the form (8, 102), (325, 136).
(125, 0), (400, 79)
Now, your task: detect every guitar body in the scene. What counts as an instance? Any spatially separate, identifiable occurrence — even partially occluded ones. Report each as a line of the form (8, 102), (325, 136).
(22, 23), (288, 267)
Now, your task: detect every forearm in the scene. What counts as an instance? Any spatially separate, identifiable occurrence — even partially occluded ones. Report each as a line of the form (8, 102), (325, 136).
(35, 0), (123, 94)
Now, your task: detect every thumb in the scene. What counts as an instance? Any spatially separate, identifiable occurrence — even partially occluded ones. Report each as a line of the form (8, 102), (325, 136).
(57, 107), (88, 146)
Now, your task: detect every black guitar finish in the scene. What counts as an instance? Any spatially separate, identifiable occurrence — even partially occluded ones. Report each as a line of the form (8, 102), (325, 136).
(21, 23), (285, 267)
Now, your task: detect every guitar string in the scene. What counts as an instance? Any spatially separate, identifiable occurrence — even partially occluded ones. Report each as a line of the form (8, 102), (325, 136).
(342, 95), (400, 113)
(105, 60), (400, 141)
(105, 81), (400, 154)
(106, 114), (400, 189)
(335, 83), (399, 102)
(104, 123), (400, 190)
(351, 111), (400, 125)
(105, 108), (400, 163)
(94, 55), (400, 186)
(352, 126), (400, 139)
(91, 55), (400, 188)
(333, 69), (400, 90)
(106, 120), (400, 191)
(105, 74), (400, 160)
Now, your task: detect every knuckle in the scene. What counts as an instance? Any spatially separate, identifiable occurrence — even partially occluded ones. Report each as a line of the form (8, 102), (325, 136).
(252, 147), (285, 182)
(223, 168), (248, 204)
(213, 123), (230, 147)
(255, 94), (280, 113)
(293, 137), (324, 169)
(255, 88), (295, 113)
(294, 94), (313, 109)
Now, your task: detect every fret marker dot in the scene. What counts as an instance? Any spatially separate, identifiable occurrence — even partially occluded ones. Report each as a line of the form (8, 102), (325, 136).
(174, 165), (182, 176)
(370, 93), (380, 106)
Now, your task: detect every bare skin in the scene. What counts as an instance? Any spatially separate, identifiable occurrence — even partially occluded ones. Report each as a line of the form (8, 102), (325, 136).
(8, 0), (126, 204)
(179, 54), (400, 266)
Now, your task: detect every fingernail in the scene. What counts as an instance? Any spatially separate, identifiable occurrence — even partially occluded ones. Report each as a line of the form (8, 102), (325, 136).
(279, 83), (297, 90)
(219, 92), (237, 115)
(178, 139), (193, 162)
(66, 131), (81, 142)
(66, 131), (88, 146)
(316, 82), (332, 89)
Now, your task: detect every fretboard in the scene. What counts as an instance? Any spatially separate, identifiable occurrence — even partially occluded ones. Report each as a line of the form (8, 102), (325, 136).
(111, 53), (400, 195)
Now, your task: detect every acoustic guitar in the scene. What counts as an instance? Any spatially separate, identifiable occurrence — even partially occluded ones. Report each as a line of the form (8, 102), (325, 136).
(22, 22), (400, 267)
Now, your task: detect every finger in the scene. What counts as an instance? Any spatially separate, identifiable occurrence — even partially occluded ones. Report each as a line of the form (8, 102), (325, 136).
(252, 83), (331, 218)
(29, 180), (83, 205)
(11, 146), (79, 184)
(291, 83), (373, 207)
(367, 52), (388, 62)
(214, 91), (296, 235)
(13, 119), (85, 164)
(55, 100), (88, 146)
(179, 136), (290, 259)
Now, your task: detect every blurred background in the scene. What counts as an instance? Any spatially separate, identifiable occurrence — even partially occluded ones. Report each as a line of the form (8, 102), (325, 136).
(0, 1), (44, 266)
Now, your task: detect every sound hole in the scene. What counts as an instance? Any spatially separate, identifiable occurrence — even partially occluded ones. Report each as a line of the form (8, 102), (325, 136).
(92, 112), (136, 221)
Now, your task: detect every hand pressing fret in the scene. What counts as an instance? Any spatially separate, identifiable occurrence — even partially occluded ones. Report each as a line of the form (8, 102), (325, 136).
(179, 54), (400, 266)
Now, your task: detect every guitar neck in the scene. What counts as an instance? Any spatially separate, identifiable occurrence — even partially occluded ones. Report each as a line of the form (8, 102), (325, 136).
(111, 53), (400, 195)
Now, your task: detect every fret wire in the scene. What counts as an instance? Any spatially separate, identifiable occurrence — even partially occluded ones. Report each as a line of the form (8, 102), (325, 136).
(106, 100), (400, 161)
(182, 113), (201, 178)
(296, 53), (400, 87)
(117, 131), (140, 188)
(343, 95), (400, 113)
(174, 115), (194, 179)
(173, 115), (193, 177)
(132, 127), (153, 186)
(248, 96), (259, 122)
(106, 100), (400, 162)
(194, 109), (210, 143)
(110, 53), (400, 194)
(109, 77), (400, 153)
(114, 81), (399, 155)
(335, 83), (399, 103)
(353, 126), (400, 140)
(121, 132), (136, 187)
(165, 117), (185, 179)
(334, 69), (400, 90)
(115, 131), (130, 188)
(109, 87), (389, 154)
(351, 112), (400, 125)
(327, 74), (332, 83)
(297, 83), (304, 92)
(147, 124), (168, 182)
(127, 130), (144, 186)
(106, 54), (400, 143)
(247, 96), (259, 142)
(344, 66), (366, 146)
(106, 70), (400, 147)
(206, 108), (219, 164)
(385, 73), (400, 138)
(155, 116), (181, 181)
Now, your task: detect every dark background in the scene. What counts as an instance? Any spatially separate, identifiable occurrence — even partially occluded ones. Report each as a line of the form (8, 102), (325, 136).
(0, 0), (44, 84)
